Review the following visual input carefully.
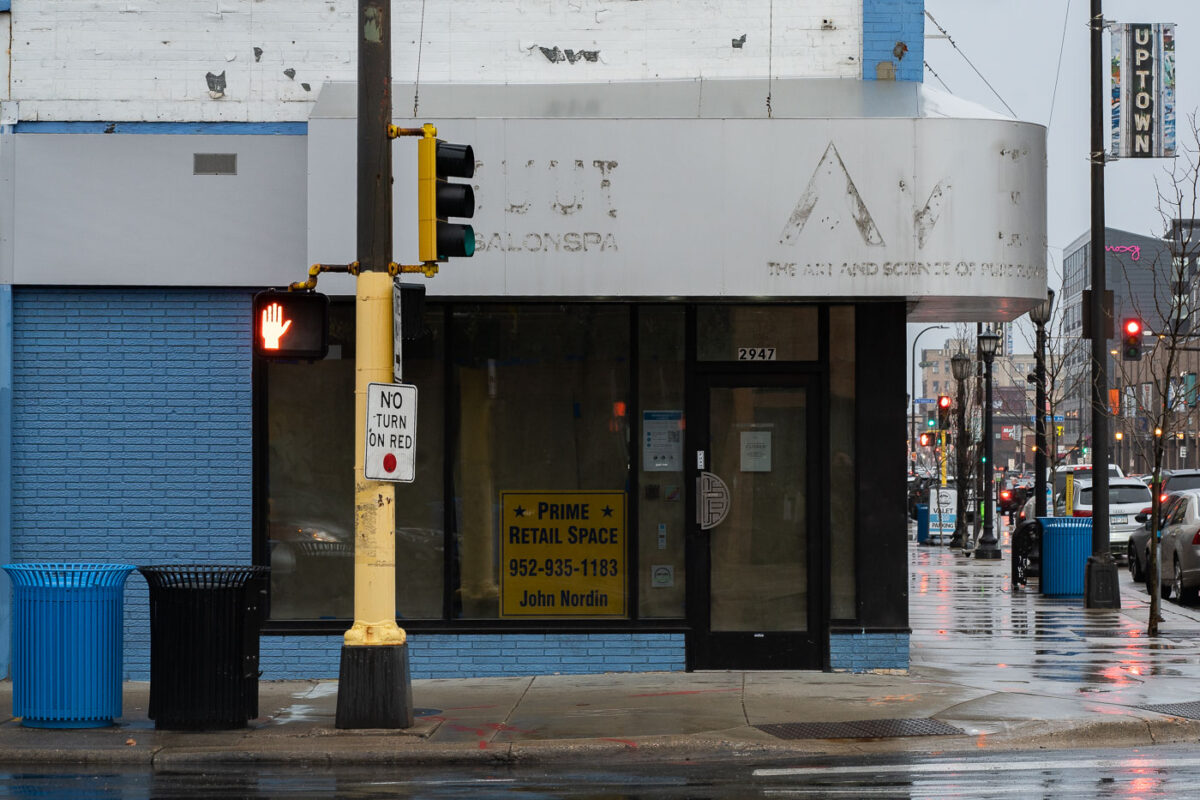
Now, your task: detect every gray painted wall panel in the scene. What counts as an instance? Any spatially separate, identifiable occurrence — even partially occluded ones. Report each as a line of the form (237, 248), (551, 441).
(13, 135), (306, 287)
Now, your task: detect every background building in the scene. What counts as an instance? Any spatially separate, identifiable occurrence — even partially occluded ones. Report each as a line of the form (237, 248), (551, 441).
(1059, 223), (1196, 465)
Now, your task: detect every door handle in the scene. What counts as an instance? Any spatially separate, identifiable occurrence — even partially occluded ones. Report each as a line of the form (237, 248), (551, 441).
(697, 471), (731, 530)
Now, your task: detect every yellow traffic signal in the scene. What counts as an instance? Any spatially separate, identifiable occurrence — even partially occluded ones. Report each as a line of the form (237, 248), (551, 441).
(418, 124), (476, 263)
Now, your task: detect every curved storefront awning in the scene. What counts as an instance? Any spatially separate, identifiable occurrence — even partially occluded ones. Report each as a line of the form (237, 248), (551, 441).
(307, 79), (1047, 322)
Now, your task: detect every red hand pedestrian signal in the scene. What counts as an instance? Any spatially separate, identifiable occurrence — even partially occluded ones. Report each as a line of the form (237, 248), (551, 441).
(260, 302), (293, 350)
(253, 290), (329, 360)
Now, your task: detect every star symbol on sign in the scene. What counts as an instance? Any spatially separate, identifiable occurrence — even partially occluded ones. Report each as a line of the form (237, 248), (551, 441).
(601, 505), (614, 517)
(514, 505), (526, 517)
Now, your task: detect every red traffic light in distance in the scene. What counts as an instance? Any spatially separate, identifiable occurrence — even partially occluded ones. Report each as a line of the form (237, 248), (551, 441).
(253, 290), (329, 360)
(919, 432), (934, 447)
(1121, 317), (1143, 361)
(936, 394), (952, 428)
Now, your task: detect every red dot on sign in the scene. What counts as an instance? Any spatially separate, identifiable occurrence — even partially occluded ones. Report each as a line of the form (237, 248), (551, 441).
(383, 453), (397, 473)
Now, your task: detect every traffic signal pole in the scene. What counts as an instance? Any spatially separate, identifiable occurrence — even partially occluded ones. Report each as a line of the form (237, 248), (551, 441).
(1084, 0), (1120, 608)
(336, 0), (414, 729)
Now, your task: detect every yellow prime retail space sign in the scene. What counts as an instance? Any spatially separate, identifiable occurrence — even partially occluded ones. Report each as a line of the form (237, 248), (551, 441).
(500, 491), (627, 618)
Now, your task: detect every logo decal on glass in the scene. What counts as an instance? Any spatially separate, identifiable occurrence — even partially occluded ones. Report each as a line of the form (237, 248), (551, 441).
(697, 471), (731, 530)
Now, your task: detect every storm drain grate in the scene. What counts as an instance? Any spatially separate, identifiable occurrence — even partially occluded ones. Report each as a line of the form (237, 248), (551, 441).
(754, 718), (965, 740)
(1140, 701), (1200, 719)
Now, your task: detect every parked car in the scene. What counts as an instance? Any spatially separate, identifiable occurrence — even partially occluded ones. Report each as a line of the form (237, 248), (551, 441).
(908, 475), (943, 520)
(1052, 463), (1124, 499)
(1018, 488), (1051, 524)
(998, 483), (1029, 517)
(1129, 494), (1177, 588)
(1159, 488), (1200, 603)
(1159, 469), (1200, 497)
(1053, 476), (1153, 560)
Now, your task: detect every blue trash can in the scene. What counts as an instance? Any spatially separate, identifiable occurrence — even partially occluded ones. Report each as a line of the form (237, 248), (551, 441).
(916, 504), (930, 544)
(1037, 518), (1092, 597)
(3, 562), (136, 728)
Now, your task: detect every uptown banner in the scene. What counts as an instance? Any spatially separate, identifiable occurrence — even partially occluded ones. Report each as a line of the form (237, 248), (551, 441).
(1112, 22), (1177, 159)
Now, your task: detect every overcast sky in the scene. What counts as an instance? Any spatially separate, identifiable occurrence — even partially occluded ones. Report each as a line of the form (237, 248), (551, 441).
(907, 0), (1200, 392)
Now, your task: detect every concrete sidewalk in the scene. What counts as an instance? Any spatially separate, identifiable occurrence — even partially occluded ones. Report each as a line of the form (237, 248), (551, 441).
(4, 539), (1200, 766)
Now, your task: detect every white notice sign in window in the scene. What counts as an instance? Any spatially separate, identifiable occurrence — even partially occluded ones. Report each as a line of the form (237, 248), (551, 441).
(364, 382), (418, 483)
(740, 430), (772, 472)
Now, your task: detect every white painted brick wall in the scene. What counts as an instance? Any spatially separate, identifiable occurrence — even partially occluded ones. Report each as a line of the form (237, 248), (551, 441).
(11, 0), (860, 122)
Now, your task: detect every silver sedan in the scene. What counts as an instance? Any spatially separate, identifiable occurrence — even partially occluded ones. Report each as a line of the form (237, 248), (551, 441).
(1160, 488), (1200, 603)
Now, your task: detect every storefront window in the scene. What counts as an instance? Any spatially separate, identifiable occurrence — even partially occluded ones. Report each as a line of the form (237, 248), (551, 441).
(265, 300), (444, 621)
(637, 307), (686, 618)
(451, 305), (631, 620)
(697, 306), (818, 361)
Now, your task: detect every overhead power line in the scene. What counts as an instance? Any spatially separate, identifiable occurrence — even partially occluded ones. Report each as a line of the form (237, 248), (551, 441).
(925, 10), (1018, 118)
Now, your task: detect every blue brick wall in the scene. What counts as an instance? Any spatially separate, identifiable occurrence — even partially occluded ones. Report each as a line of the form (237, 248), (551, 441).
(862, 0), (924, 82)
(830, 632), (910, 672)
(261, 633), (687, 679)
(10, 288), (254, 680)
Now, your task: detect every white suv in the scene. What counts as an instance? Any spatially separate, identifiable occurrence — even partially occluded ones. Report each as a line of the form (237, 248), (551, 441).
(1053, 477), (1153, 558)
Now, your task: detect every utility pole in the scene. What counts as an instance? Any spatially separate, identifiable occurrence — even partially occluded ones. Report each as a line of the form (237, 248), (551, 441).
(1085, 0), (1120, 608)
(336, 0), (414, 729)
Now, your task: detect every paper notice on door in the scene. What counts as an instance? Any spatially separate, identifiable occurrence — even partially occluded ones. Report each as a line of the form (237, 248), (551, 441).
(643, 410), (683, 472)
(740, 431), (772, 472)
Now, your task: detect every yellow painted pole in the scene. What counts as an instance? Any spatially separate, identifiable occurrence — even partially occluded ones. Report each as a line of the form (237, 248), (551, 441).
(344, 269), (405, 647)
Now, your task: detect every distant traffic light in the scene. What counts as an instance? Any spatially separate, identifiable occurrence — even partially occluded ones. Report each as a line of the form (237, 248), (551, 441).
(253, 290), (329, 360)
(919, 432), (934, 447)
(937, 395), (952, 429)
(1121, 317), (1143, 361)
(418, 124), (476, 263)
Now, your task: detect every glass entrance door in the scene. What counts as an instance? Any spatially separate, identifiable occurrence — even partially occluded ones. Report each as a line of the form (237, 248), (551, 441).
(687, 376), (822, 669)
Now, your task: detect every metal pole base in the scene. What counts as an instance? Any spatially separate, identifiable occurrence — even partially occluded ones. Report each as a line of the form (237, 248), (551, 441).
(973, 542), (1002, 560)
(336, 644), (414, 729)
(1084, 556), (1122, 609)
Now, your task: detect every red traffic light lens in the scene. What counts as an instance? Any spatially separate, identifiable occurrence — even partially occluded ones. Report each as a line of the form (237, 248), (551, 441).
(1124, 318), (1142, 335)
(937, 395), (951, 409)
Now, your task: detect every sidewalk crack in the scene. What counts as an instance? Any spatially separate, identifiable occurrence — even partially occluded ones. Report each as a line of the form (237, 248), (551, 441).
(488, 676), (536, 745)
(741, 672), (750, 726)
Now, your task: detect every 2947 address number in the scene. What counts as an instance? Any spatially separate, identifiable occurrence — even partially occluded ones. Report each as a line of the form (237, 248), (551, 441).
(737, 347), (777, 361)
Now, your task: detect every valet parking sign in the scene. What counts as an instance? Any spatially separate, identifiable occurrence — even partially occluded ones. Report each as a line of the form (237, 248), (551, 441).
(364, 382), (417, 482)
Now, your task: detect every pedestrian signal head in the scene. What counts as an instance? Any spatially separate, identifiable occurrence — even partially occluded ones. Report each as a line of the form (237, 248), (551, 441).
(253, 290), (329, 360)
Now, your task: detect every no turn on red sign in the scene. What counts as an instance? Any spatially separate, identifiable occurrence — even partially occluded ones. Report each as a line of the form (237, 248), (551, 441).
(364, 382), (417, 483)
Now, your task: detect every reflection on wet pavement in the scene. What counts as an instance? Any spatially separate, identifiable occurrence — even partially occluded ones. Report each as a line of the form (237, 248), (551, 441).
(908, 538), (1200, 703)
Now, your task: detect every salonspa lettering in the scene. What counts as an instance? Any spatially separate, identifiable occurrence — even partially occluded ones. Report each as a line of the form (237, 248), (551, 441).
(1106, 244), (1142, 261)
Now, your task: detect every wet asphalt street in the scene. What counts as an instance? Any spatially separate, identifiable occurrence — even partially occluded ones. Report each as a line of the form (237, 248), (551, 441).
(8, 745), (1200, 798)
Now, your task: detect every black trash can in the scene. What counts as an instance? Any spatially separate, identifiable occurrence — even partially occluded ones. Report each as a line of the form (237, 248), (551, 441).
(138, 565), (269, 730)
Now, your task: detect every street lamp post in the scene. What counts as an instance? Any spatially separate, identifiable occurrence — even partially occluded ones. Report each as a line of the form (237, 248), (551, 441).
(1029, 289), (1055, 519)
(976, 330), (1003, 560)
(911, 325), (950, 472)
(950, 351), (972, 549)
